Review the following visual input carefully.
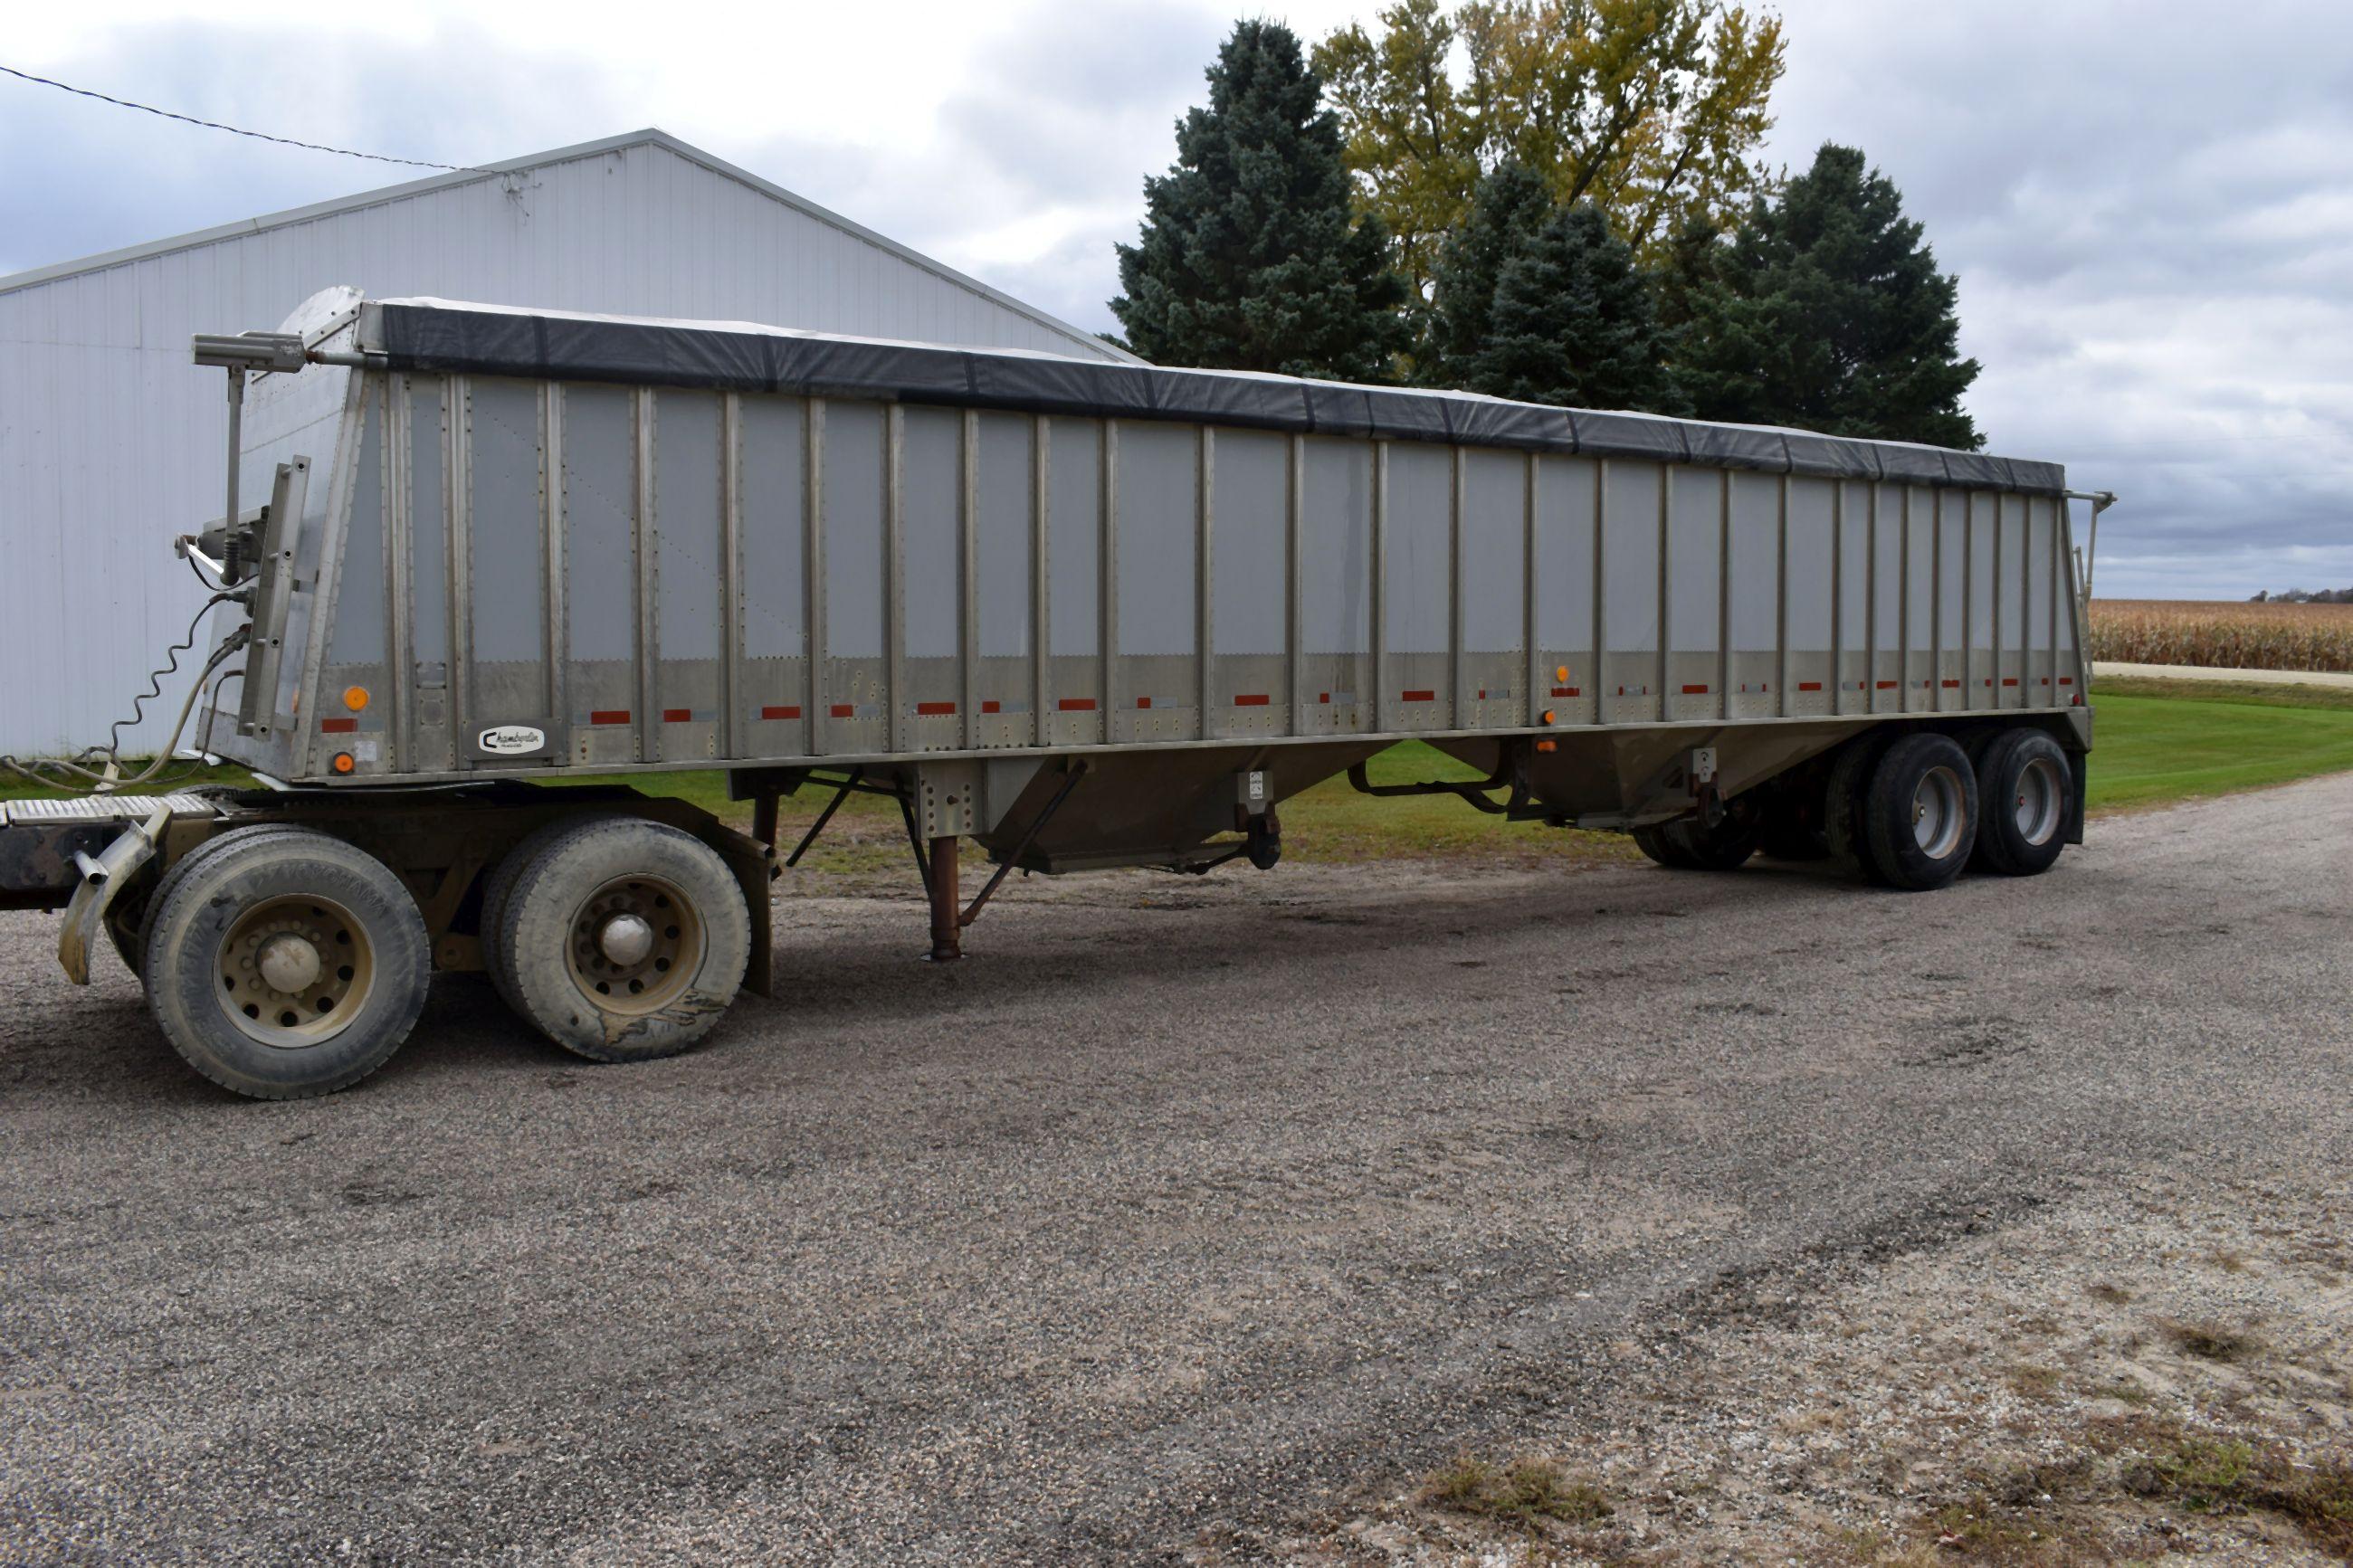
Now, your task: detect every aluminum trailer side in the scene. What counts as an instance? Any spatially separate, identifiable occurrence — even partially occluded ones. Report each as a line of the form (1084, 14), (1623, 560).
(5, 288), (2106, 1098)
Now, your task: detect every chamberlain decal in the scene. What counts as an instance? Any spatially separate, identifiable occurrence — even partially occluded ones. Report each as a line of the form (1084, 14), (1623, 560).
(476, 725), (547, 755)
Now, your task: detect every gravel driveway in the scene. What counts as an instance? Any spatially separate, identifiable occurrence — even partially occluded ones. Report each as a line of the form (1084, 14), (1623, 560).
(4, 775), (2348, 1564)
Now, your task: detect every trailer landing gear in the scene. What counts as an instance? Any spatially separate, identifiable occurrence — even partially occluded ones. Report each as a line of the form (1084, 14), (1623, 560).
(928, 834), (961, 963)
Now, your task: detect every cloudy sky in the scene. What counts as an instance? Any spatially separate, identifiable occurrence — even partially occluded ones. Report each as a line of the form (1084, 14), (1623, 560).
(5, 0), (2347, 598)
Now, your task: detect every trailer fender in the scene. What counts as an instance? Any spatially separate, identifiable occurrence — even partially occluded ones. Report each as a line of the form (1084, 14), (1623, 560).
(56, 805), (171, 985)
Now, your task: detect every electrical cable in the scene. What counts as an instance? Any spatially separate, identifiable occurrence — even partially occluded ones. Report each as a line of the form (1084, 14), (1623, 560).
(0, 594), (243, 794)
(0, 63), (492, 174)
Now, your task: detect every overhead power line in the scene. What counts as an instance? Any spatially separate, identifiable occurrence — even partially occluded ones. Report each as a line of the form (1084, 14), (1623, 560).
(0, 62), (492, 174)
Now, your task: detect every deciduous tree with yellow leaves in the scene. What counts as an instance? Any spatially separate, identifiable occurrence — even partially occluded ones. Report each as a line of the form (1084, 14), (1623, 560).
(1312, 0), (1786, 294)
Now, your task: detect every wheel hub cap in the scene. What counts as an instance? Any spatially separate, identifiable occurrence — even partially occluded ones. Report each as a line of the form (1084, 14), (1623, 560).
(1910, 765), (1966, 860)
(217, 896), (373, 1048)
(596, 912), (655, 967)
(567, 878), (703, 1015)
(255, 933), (322, 993)
(2015, 756), (2062, 845)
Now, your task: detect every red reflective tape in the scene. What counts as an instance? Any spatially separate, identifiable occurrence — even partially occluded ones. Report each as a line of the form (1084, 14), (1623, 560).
(829, 703), (854, 718)
(321, 717), (357, 734)
(1475, 689), (1487, 699)
(2059, 676), (2073, 686)
(916, 701), (956, 716)
(662, 708), (692, 723)
(760, 704), (802, 720)
(1135, 696), (1152, 709)
(1234, 693), (1270, 707)
(1941, 679), (1960, 689)
(2003, 677), (2020, 687)
(1797, 681), (1824, 692)
(1319, 691), (1331, 703)
(1875, 679), (1899, 690)
(1401, 689), (1435, 702)
(1058, 698), (1096, 712)
(1681, 684), (1710, 695)
(981, 699), (1001, 714)
(590, 709), (631, 726)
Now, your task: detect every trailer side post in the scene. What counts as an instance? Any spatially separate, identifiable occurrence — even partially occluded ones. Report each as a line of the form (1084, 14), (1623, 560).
(1371, 442), (1389, 736)
(805, 400), (827, 756)
(961, 410), (981, 750)
(1287, 434), (1305, 736)
(634, 387), (657, 763)
(1032, 415), (1051, 746)
(1775, 473), (1789, 719)
(1522, 451), (1539, 729)
(1717, 470), (1731, 721)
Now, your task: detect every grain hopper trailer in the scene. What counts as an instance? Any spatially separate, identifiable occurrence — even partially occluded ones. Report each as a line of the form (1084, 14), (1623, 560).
(0, 289), (2108, 1098)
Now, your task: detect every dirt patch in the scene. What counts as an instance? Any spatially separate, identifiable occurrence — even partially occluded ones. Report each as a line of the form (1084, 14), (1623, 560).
(1287, 1177), (2352, 1564)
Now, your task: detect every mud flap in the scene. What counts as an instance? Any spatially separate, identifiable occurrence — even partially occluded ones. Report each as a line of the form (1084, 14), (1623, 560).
(56, 806), (169, 984)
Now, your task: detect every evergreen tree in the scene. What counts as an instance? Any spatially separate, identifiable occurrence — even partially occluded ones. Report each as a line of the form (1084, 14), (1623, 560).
(1462, 202), (1686, 413)
(1679, 143), (1981, 448)
(1111, 21), (1408, 380)
(1419, 159), (1554, 386)
(1649, 211), (1727, 346)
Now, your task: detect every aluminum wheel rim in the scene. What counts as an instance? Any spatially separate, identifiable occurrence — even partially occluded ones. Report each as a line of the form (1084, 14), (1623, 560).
(2015, 755), (2063, 846)
(565, 875), (703, 1016)
(1911, 765), (1967, 860)
(216, 895), (374, 1048)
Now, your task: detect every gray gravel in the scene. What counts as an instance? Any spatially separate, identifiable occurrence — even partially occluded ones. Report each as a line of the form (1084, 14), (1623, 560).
(3, 776), (2348, 1565)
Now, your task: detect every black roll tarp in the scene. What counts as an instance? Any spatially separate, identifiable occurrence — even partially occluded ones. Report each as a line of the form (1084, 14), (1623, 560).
(363, 298), (2067, 496)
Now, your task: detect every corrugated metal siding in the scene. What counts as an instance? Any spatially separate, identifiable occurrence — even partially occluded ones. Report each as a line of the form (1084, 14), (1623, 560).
(0, 139), (1121, 752)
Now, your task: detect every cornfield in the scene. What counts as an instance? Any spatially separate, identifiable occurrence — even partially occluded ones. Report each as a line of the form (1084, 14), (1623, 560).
(2087, 599), (2353, 673)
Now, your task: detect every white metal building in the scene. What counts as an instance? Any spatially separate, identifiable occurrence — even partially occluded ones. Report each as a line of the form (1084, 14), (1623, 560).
(0, 128), (1133, 755)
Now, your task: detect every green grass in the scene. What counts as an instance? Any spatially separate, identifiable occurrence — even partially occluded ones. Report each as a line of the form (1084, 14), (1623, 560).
(2082, 678), (2353, 813)
(11, 679), (2353, 871)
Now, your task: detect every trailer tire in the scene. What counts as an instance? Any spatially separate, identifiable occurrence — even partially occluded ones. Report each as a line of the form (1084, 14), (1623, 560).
(117, 822), (317, 983)
(1631, 824), (1698, 869)
(498, 817), (750, 1065)
(1824, 732), (1895, 883)
(106, 891), (153, 981)
(1662, 794), (1762, 870)
(142, 827), (431, 1099)
(1861, 733), (1980, 891)
(1971, 728), (2072, 877)
(480, 814), (619, 1017)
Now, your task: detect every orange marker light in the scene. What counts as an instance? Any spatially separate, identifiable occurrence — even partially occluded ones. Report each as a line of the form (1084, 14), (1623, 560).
(331, 752), (356, 774)
(1535, 738), (1558, 753)
(343, 686), (370, 712)
(1540, 709), (1557, 726)
(1556, 665), (1568, 683)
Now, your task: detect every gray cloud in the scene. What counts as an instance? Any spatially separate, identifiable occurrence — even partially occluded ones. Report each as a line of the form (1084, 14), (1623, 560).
(0, 20), (630, 275)
(5, 1), (2347, 596)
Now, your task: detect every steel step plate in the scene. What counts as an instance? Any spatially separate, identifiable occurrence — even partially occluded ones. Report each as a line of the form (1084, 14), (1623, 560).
(0, 794), (217, 828)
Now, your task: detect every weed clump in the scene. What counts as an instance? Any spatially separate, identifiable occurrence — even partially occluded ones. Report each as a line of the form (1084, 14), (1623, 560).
(2160, 1319), (2262, 1363)
(1424, 1454), (1612, 1531)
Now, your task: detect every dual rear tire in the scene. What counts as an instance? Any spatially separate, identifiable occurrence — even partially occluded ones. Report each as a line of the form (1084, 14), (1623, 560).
(483, 817), (751, 1064)
(143, 827), (432, 1099)
(1636, 725), (2074, 893)
(138, 815), (751, 1099)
